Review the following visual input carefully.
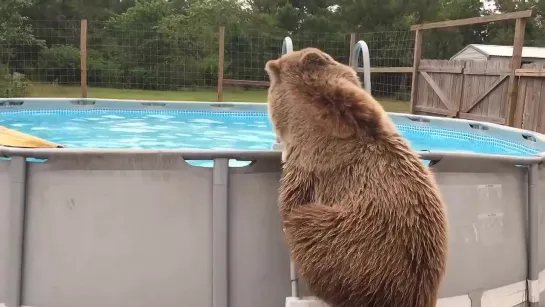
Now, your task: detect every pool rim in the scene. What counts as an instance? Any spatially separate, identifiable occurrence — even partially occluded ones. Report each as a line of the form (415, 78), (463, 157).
(1, 97), (544, 165)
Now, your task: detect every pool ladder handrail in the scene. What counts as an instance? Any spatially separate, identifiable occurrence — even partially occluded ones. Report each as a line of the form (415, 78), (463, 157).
(352, 40), (371, 93)
(281, 36), (372, 92)
(281, 37), (301, 299)
(281, 36), (372, 300)
(282, 37), (293, 55)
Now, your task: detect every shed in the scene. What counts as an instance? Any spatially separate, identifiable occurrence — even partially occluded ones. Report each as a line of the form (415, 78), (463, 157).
(449, 44), (545, 64)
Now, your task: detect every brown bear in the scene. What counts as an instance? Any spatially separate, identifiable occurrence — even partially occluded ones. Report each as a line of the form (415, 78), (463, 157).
(265, 47), (449, 307)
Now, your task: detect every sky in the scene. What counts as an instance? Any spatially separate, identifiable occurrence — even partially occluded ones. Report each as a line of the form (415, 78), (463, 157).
(482, 0), (497, 11)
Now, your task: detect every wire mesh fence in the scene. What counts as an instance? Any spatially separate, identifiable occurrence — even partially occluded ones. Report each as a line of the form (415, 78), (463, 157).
(358, 31), (414, 102)
(224, 29), (285, 84)
(1, 20), (414, 103)
(87, 20), (219, 91)
(0, 20), (81, 97)
(223, 29), (414, 102)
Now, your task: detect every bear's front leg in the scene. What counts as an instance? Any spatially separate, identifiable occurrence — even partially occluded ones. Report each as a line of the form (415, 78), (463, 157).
(278, 166), (313, 219)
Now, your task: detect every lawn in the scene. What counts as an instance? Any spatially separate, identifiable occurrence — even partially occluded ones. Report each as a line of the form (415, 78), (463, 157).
(27, 83), (410, 113)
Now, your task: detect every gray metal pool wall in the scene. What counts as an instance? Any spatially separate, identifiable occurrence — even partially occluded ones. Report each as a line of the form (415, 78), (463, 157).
(0, 148), (544, 307)
(2, 98), (545, 307)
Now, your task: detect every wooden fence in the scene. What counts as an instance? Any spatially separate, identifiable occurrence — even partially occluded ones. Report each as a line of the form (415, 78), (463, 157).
(409, 8), (536, 129)
(412, 59), (510, 124)
(515, 63), (545, 133)
(411, 59), (545, 132)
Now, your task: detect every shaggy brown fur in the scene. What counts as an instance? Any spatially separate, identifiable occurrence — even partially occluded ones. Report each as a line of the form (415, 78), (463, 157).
(265, 48), (449, 307)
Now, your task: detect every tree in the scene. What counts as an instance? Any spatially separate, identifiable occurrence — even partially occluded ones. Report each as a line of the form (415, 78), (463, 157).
(422, 0), (485, 59)
(483, 0), (545, 46)
(0, 0), (45, 70)
(2, 0), (539, 98)
(0, 0), (44, 97)
(244, 0), (338, 33)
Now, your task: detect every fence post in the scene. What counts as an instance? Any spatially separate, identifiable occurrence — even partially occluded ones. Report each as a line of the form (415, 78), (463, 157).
(80, 19), (88, 98)
(348, 33), (356, 66)
(506, 17), (528, 127)
(409, 29), (422, 114)
(217, 26), (225, 102)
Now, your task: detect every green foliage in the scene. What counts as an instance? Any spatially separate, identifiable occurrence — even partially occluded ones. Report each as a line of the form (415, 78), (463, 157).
(0, 65), (30, 97)
(484, 0), (545, 46)
(1, 0), (544, 99)
(422, 0), (485, 59)
(0, 0), (45, 68)
(37, 45), (80, 83)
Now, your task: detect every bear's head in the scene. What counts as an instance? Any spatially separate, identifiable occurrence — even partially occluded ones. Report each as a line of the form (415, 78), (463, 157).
(264, 47), (385, 142)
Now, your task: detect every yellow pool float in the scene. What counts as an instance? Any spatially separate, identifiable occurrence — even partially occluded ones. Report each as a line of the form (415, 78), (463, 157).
(0, 126), (62, 148)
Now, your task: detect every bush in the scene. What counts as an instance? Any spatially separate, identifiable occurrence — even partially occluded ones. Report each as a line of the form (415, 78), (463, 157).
(37, 45), (80, 84)
(87, 49), (123, 86)
(36, 45), (124, 87)
(0, 66), (29, 97)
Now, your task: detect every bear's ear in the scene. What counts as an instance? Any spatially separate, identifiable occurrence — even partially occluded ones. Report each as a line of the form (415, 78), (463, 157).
(300, 49), (330, 68)
(265, 59), (281, 82)
(313, 80), (382, 139)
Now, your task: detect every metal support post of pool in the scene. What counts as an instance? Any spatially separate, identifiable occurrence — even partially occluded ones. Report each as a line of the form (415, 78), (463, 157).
(5, 156), (27, 307)
(528, 163), (540, 307)
(212, 158), (229, 307)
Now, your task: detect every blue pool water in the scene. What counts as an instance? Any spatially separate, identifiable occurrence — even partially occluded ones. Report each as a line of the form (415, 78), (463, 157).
(0, 109), (543, 167)
(1, 110), (276, 150)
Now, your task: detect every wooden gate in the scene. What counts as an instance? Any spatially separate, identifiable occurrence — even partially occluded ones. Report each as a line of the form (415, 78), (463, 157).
(412, 60), (463, 117)
(458, 60), (510, 124)
(412, 59), (511, 124)
(515, 63), (545, 133)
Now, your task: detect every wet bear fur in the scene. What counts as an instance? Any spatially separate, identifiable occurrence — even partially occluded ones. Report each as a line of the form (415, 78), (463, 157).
(265, 47), (449, 307)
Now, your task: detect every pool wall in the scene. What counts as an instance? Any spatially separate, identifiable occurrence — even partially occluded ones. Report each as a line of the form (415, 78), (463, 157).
(1, 98), (545, 307)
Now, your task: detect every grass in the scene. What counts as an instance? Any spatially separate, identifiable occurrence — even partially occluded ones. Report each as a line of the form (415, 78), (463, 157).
(26, 83), (410, 113)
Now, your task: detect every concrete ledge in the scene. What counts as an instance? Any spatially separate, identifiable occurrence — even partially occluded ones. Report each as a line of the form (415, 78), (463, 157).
(284, 270), (545, 307)
(286, 297), (329, 307)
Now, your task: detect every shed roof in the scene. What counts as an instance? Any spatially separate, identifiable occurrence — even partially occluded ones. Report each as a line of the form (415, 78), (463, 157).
(451, 44), (545, 60)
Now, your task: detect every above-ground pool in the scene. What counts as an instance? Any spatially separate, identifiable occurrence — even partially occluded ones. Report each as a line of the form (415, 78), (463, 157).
(1, 98), (544, 163)
(1, 98), (545, 307)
